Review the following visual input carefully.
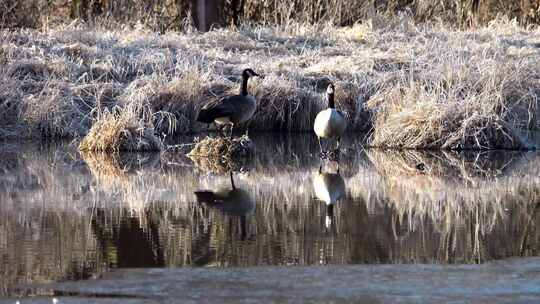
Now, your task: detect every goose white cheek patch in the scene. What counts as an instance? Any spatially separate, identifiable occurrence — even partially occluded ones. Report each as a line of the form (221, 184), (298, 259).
(327, 86), (334, 94)
(215, 117), (231, 124)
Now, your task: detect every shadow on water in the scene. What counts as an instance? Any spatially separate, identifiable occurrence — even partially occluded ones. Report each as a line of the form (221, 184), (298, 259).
(1, 134), (540, 295)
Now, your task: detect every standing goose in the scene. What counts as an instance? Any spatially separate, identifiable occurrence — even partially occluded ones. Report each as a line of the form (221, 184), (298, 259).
(312, 162), (346, 229)
(197, 68), (263, 138)
(314, 83), (347, 155)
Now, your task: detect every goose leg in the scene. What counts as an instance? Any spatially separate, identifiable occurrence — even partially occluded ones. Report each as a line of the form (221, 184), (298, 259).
(218, 124), (227, 137)
(244, 120), (251, 137)
(334, 138), (341, 154)
(229, 123), (235, 139)
(318, 137), (324, 157)
(332, 138), (341, 161)
(216, 123), (222, 134)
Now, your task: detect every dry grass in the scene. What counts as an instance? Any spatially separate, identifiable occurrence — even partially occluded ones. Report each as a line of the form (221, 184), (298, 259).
(188, 135), (252, 157)
(368, 86), (529, 150)
(0, 18), (540, 149)
(79, 111), (163, 152)
(4, 0), (540, 30)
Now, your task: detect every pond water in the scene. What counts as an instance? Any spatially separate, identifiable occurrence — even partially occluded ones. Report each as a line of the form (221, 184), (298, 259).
(1, 134), (539, 296)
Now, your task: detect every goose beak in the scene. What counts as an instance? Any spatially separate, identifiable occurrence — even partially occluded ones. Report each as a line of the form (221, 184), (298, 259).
(256, 73), (264, 79)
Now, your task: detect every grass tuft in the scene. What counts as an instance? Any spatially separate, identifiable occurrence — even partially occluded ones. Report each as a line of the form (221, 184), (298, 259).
(369, 86), (528, 150)
(79, 107), (163, 152)
(187, 135), (254, 173)
(187, 135), (253, 159)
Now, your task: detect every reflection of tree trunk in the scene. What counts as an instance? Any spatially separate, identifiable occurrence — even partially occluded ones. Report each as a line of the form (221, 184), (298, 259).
(442, 226), (455, 263)
(191, 220), (213, 266)
(91, 208), (164, 268)
(520, 202), (540, 256)
(240, 216), (247, 241)
(473, 208), (482, 264)
(115, 210), (164, 268)
(146, 209), (165, 266)
(470, 210), (476, 262)
(91, 208), (110, 267)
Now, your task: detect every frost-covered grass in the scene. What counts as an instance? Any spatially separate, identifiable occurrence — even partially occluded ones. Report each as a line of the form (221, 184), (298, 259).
(1, 18), (540, 149)
(78, 104), (165, 152)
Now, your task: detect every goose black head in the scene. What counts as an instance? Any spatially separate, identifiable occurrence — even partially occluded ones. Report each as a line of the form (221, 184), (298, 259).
(326, 83), (335, 108)
(240, 68), (263, 95)
(242, 68), (263, 79)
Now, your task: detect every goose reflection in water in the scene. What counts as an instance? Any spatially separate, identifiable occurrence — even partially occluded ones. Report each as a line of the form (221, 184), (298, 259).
(194, 171), (255, 240)
(313, 161), (346, 229)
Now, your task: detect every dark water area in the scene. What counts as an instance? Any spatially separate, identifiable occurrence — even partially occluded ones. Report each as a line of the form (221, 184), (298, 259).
(1, 134), (540, 296)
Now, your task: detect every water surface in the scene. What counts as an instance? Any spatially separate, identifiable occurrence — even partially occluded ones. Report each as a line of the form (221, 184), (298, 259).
(1, 134), (539, 296)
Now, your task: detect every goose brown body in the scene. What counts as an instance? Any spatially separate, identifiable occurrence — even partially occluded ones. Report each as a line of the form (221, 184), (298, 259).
(198, 95), (257, 125)
(196, 69), (262, 133)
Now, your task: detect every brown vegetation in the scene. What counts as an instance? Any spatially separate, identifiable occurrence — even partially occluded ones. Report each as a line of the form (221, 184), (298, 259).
(3, 0), (540, 30)
(187, 135), (254, 173)
(187, 135), (253, 158)
(78, 108), (164, 152)
(1, 13), (539, 150)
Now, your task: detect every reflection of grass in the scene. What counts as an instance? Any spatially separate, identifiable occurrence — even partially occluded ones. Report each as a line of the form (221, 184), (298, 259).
(363, 149), (540, 262)
(80, 151), (128, 180)
(81, 150), (161, 181)
(1, 144), (540, 295)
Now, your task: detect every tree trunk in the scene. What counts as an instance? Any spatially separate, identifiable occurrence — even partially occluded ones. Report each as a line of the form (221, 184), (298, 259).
(70, 0), (90, 20)
(191, 0), (219, 31)
(70, 0), (80, 19)
(80, 0), (89, 20)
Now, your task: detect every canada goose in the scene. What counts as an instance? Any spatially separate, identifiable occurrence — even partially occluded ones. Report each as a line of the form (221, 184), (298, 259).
(197, 68), (263, 138)
(194, 172), (255, 239)
(314, 83), (347, 155)
(312, 162), (346, 229)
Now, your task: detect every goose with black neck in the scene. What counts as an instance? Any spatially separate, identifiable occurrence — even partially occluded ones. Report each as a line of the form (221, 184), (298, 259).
(314, 83), (347, 158)
(197, 68), (263, 138)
